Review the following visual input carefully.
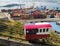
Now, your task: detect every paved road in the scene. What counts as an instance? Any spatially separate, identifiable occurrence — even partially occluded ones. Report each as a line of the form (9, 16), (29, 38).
(19, 18), (60, 23)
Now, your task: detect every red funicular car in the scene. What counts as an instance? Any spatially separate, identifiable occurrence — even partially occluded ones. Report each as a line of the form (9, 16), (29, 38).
(24, 22), (52, 41)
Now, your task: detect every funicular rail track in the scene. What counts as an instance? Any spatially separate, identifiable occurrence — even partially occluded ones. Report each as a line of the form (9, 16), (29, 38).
(0, 37), (56, 46)
(27, 40), (56, 46)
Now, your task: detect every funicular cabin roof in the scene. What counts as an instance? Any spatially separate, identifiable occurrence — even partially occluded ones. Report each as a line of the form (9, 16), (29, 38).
(25, 23), (52, 29)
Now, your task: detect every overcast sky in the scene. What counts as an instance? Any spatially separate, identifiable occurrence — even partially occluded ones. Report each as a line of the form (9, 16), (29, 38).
(0, 0), (60, 10)
(0, 0), (60, 6)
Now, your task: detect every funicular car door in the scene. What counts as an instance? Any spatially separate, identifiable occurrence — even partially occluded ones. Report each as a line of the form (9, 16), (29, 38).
(26, 29), (38, 40)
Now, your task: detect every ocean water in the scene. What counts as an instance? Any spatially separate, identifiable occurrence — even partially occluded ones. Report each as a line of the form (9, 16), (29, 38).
(49, 22), (60, 32)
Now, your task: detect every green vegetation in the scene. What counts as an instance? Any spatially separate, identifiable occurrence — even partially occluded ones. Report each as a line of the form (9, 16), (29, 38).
(49, 32), (60, 46)
(0, 19), (60, 46)
(0, 19), (24, 41)
(0, 22), (8, 32)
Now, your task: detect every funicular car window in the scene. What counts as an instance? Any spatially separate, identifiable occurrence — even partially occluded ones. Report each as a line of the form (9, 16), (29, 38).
(43, 28), (45, 32)
(40, 29), (42, 32)
(46, 28), (49, 32)
(26, 29), (38, 34)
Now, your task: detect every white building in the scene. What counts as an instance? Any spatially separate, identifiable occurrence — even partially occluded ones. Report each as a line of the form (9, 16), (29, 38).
(0, 12), (11, 20)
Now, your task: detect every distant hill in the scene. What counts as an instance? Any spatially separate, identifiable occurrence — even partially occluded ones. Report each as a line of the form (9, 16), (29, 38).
(0, 4), (25, 7)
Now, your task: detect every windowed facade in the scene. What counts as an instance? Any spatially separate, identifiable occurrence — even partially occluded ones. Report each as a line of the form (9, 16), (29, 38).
(38, 28), (49, 33)
(26, 28), (49, 34)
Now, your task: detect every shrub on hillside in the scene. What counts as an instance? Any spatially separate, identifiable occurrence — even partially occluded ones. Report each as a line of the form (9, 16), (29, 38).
(0, 22), (8, 31)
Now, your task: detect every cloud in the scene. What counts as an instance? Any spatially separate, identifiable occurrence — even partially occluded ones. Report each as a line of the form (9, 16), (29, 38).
(0, 0), (19, 6)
